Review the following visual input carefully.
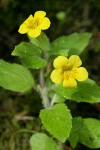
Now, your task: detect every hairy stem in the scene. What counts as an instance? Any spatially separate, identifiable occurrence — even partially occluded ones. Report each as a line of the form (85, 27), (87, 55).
(58, 141), (64, 150)
(38, 69), (50, 108)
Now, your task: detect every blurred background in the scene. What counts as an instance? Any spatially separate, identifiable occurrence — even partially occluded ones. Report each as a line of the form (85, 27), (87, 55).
(0, 0), (100, 149)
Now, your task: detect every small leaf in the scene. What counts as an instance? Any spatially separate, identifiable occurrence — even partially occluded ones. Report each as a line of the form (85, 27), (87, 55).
(53, 79), (100, 103)
(51, 33), (92, 55)
(68, 132), (79, 148)
(12, 42), (42, 57)
(40, 103), (72, 143)
(68, 117), (83, 148)
(30, 133), (58, 150)
(21, 56), (47, 69)
(0, 60), (34, 92)
(71, 117), (83, 132)
(79, 118), (100, 148)
(12, 42), (47, 69)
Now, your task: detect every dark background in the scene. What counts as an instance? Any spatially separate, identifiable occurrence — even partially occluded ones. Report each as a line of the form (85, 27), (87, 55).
(0, 0), (100, 149)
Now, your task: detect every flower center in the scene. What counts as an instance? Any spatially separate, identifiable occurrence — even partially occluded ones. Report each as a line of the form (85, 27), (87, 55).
(64, 69), (75, 80)
(28, 19), (39, 29)
(62, 65), (73, 74)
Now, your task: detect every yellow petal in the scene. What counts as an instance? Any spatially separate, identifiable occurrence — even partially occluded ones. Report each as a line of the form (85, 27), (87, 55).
(74, 67), (88, 81)
(18, 24), (29, 34)
(63, 78), (77, 88)
(28, 28), (41, 38)
(68, 55), (82, 68)
(53, 56), (68, 69)
(18, 15), (34, 34)
(34, 11), (46, 19)
(39, 17), (51, 30)
(25, 14), (34, 23)
(50, 69), (63, 84)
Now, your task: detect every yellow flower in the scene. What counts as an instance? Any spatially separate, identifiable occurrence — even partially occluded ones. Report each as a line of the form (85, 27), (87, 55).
(50, 55), (88, 88)
(18, 11), (50, 38)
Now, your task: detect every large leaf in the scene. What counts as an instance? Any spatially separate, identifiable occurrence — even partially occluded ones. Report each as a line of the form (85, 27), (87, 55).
(40, 103), (72, 143)
(69, 117), (100, 148)
(79, 118), (100, 148)
(0, 60), (34, 92)
(53, 79), (100, 103)
(51, 33), (92, 55)
(30, 133), (58, 150)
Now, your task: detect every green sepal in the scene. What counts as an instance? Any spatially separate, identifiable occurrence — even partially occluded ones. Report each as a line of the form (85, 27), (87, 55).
(29, 32), (51, 51)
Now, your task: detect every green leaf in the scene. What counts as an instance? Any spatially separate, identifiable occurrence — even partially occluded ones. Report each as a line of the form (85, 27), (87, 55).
(21, 56), (47, 69)
(0, 60), (34, 92)
(52, 93), (66, 104)
(29, 32), (51, 51)
(53, 79), (100, 103)
(79, 118), (100, 148)
(12, 42), (47, 69)
(40, 103), (72, 143)
(68, 117), (83, 148)
(71, 117), (83, 132)
(29, 36), (40, 48)
(30, 133), (58, 150)
(12, 42), (42, 57)
(51, 33), (92, 55)
(68, 132), (79, 148)
(49, 48), (69, 57)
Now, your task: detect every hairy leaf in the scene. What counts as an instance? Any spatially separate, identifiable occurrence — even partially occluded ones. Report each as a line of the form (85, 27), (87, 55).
(0, 60), (34, 92)
(53, 79), (100, 103)
(30, 133), (58, 150)
(79, 118), (100, 148)
(51, 33), (92, 55)
(40, 103), (72, 142)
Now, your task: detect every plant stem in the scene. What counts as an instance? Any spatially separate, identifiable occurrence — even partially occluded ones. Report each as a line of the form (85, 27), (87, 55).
(39, 69), (50, 108)
(58, 141), (64, 150)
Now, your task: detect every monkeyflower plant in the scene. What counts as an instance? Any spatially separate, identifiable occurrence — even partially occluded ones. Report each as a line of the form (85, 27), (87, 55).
(0, 11), (100, 150)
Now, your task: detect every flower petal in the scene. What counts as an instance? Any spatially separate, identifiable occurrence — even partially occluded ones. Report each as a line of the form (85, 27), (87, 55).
(68, 55), (82, 68)
(50, 69), (63, 84)
(18, 24), (29, 34)
(18, 15), (34, 34)
(39, 17), (51, 30)
(28, 28), (41, 38)
(34, 11), (46, 19)
(74, 67), (88, 81)
(24, 15), (34, 24)
(53, 56), (68, 69)
(63, 78), (77, 88)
